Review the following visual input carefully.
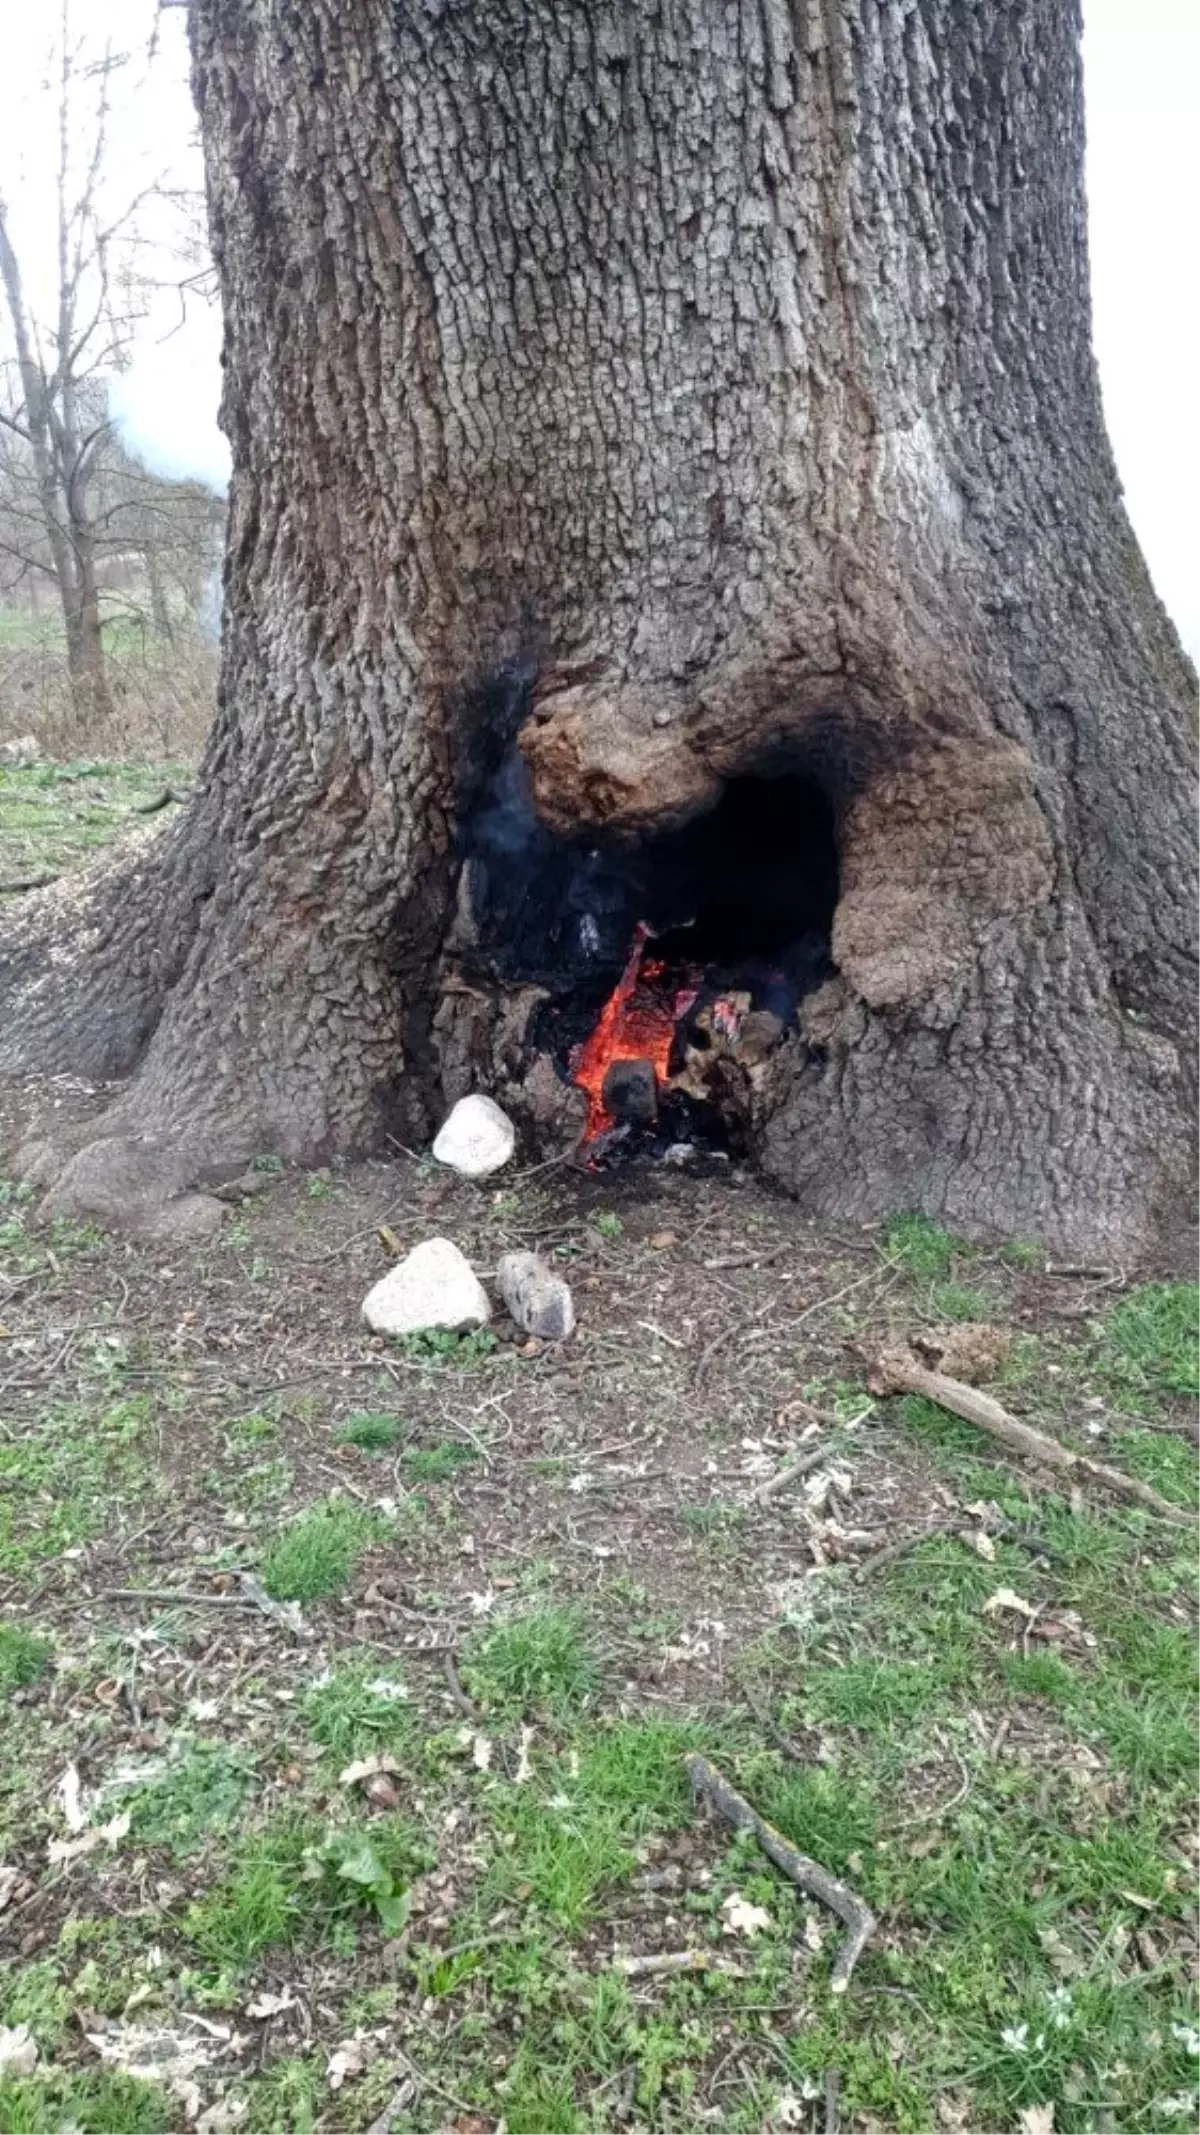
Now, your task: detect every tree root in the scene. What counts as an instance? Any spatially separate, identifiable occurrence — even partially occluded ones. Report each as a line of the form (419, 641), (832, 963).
(871, 1347), (1192, 1525)
(685, 1753), (878, 1992)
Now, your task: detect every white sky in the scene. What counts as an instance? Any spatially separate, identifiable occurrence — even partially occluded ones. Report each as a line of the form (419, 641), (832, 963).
(0, 0), (1195, 656)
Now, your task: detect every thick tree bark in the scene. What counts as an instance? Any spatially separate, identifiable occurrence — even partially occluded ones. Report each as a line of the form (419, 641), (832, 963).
(1, 0), (1194, 1253)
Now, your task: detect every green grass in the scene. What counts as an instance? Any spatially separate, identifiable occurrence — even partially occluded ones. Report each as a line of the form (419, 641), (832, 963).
(402, 1438), (479, 1483)
(1101, 1281), (1199, 1398)
(0, 1396), (156, 1577)
(883, 1212), (958, 1280)
(334, 1410), (403, 1452)
(394, 1327), (498, 1367)
(302, 1657), (417, 1762)
(260, 1499), (384, 1603)
(463, 1604), (600, 1718)
(928, 1281), (990, 1322)
(0, 2073), (171, 2134)
(120, 1742), (257, 1857)
(183, 1812), (428, 1965)
(0, 760), (193, 884)
(0, 1623), (52, 1698)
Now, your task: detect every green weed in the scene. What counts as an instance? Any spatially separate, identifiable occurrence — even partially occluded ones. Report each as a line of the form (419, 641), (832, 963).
(929, 1281), (990, 1323)
(122, 1742), (256, 1857)
(883, 1213), (958, 1280)
(591, 1211), (624, 1240)
(0, 1623), (52, 1698)
(334, 1411), (403, 1453)
(184, 1813), (427, 1965)
(1102, 1281), (1199, 1398)
(395, 1327), (498, 1366)
(302, 1658), (416, 1762)
(464, 1604), (599, 1718)
(403, 1439), (479, 1483)
(0, 2073), (171, 2134)
(260, 1499), (384, 1603)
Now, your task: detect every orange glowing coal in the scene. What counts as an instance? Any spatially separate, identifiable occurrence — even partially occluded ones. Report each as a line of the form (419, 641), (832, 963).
(572, 923), (698, 1142)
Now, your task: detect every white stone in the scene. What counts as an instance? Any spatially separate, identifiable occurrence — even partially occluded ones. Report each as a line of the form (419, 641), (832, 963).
(496, 1250), (576, 1342)
(362, 1238), (491, 1336)
(432, 1094), (516, 1178)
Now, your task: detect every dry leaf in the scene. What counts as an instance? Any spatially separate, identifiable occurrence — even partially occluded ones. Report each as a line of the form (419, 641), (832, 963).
(971, 1530), (997, 1561)
(338, 1754), (402, 1788)
(326, 2038), (368, 2091)
(59, 1762), (87, 1832)
(802, 1911), (825, 1951)
(245, 1990), (294, 2020)
(720, 1890), (772, 1940)
(0, 1865), (21, 1912)
(1017, 2106), (1055, 2135)
(514, 1726), (535, 1784)
(471, 1732), (493, 1772)
(982, 1586), (1037, 1620)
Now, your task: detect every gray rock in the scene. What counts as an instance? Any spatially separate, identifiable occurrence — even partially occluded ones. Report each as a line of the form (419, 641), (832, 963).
(432, 1093), (516, 1178)
(496, 1250), (576, 1342)
(362, 1236), (491, 1336)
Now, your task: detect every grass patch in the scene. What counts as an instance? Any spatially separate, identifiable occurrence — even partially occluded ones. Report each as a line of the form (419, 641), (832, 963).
(402, 1439), (479, 1483)
(334, 1411), (403, 1453)
(121, 1742), (257, 1857)
(394, 1328), (498, 1367)
(883, 1213), (958, 1280)
(1102, 1281), (1199, 1399)
(0, 1623), (52, 1698)
(928, 1281), (990, 1322)
(0, 2073), (171, 2134)
(302, 1658), (416, 1762)
(463, 1604), (600, 1719)
(184, 1812), (428, 1965)
(0, 1396), (156, 1576)
(260, 1499), (384, 1603)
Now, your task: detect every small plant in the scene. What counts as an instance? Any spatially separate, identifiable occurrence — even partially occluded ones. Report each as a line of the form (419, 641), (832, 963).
(304, 1170), (338, 1200)
(335, 1411), (403, 1453)
(251, 1152), (284, 1175)
(403, 1439), (479, 1483)
(1102, 1282), (1198, 1398)
(303, 1658), (415, 1761)
(1001, 1238), (1045, 1270)
(929, 1281), (990, 1323)
(123, 1742), (256, 1858)
(185, 1814), (426, 1964)
(0, 1622), (52, 1699)
(395, 1327), (498, 1367)
(592, 1210), (624, 1240)
(463, 1604), (599, 1718)
(320, 1829), (411, 1934)
(883, 1212), (957, 1280)
(0, 2071), (171, 2134)
(261, 1500), (383, 1603)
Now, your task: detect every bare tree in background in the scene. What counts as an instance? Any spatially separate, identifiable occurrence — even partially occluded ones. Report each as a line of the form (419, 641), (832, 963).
(0, 5), (201, 727)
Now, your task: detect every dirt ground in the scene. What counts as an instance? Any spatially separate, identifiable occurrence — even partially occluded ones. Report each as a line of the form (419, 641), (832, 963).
(2, 761), (1198, 2135)
(1, 1092), (1197, 2135)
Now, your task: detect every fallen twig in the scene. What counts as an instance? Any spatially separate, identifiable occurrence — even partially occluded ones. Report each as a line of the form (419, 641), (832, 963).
(614, 1949), (712, 1977)
(853, 1518), (957, 1577)
(442, 1649), (478, 1720)
(825, 2068), (842, 2135)
(131, 785), (191, 814)
(686, 1754), (877, 1992)
(741, 1681), (808, 1763)
(872, 1347), (1191, 1525)
(363, 2079), (417, 2135)
(748, 1440), (838, 1504)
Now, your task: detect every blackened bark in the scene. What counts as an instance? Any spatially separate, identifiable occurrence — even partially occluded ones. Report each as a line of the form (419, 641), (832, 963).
(0, 0), (1194, 1252)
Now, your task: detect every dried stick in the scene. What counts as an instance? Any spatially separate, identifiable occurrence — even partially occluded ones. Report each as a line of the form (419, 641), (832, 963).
(747, 1441), (833, 1504)
(686, 1754), (877, 1992)
(442, 1650), (478, 1720)
(872, 1348), (1191, 1525)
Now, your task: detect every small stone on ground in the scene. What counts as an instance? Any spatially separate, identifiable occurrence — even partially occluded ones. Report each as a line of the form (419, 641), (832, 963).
(496, 1249), (576, 1341)
(362, 1236), (491, 1335)
(432, 1093), (516, 1178)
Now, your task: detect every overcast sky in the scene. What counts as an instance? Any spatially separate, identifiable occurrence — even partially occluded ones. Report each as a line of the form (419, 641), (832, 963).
(1, 0), (1195, 657)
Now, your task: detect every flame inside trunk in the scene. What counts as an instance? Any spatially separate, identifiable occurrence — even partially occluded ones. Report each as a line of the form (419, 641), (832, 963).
(571, 923), (699, 1142)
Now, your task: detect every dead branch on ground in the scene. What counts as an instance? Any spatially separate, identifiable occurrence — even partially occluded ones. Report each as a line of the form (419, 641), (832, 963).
(686, 1753), (877, 1992)
(871, 1347), (1191, 1525)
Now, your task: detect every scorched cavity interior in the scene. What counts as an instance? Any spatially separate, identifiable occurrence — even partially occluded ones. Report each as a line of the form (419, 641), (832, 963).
(457, 749), (841, 1155)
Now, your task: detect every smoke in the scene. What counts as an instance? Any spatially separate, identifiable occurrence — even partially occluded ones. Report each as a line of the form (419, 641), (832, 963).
(109, 295), (230, 493)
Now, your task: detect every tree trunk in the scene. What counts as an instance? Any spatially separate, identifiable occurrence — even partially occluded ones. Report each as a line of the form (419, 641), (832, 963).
(0, 0), (1194, 1254)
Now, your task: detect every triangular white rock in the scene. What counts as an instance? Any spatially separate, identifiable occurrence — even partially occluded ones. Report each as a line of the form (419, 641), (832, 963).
(362, 1237), (491, 1335)
(432, 1094), (515, 1178)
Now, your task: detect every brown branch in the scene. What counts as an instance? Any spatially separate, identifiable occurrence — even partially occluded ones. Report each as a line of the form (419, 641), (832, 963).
(871, 1348), (1192, 1525)
(686, 1753), (877, 1992)
(0, 873), (60, 895)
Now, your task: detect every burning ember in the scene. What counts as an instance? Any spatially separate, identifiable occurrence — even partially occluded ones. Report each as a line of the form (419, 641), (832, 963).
(572, 923), (698, 1142)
